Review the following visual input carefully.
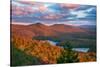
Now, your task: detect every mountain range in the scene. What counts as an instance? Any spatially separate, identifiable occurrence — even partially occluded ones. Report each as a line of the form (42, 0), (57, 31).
(11, 22), (96, 65)
(12, 23), (94, 37)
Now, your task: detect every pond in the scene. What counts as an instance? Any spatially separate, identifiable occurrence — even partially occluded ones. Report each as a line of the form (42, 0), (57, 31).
(47, 40), (59, 46)
(72, 48), (89, 52)
(47, 40), (89, 52)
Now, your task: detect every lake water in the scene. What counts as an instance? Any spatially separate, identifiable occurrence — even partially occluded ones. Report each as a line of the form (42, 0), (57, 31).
(47, 40), (89, 53)
(72, 48), (89, 52)
(47, 40), (59, 46)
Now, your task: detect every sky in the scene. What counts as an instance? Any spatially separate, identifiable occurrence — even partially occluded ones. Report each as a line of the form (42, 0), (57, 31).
(11, 0), (96, 25)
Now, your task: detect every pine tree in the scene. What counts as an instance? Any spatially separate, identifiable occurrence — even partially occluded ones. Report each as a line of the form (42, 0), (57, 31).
(57, 41), (79, 63)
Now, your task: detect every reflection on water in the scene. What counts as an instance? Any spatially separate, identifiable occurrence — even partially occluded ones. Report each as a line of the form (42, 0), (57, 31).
(47, 40), (89, 52)
(72, 48), (89, 52)
(47, 40), (58, 46)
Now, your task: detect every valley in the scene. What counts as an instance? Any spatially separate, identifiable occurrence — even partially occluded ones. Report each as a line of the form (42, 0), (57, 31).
(11, 23), (96, 66)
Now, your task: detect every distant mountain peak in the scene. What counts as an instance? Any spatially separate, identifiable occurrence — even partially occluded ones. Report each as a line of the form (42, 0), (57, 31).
(51, 24), (72, 28)
(29, 23), (46, 27)
(35, 23), (44, 25)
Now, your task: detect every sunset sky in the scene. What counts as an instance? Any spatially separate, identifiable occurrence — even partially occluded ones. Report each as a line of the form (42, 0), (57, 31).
(11, 0), (96, 25)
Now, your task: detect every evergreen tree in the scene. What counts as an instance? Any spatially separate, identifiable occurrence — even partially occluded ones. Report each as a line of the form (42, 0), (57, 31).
(57, 41), (79, 63)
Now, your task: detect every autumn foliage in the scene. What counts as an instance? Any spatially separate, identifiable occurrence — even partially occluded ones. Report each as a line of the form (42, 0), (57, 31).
(11, 24), (96, 66)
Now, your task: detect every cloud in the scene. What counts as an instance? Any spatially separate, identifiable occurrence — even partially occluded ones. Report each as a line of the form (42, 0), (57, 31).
(70, 10), (87, 18)
(11, 5), (35, 16)
(11, 1), (96, 25)
(42, 13), (63, 20)
(60, 3), (79, 9)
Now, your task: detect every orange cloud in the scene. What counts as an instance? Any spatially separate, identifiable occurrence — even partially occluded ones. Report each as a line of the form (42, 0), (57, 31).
(39, 6), (48, 12)
(61, 4), (79, 9)
(19, 1), (48, 12)
(18, 1), (35, 5)
(12, 5), (35, 16)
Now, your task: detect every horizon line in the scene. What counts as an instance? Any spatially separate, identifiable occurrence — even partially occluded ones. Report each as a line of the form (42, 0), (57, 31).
(11, 22), (96, 26)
